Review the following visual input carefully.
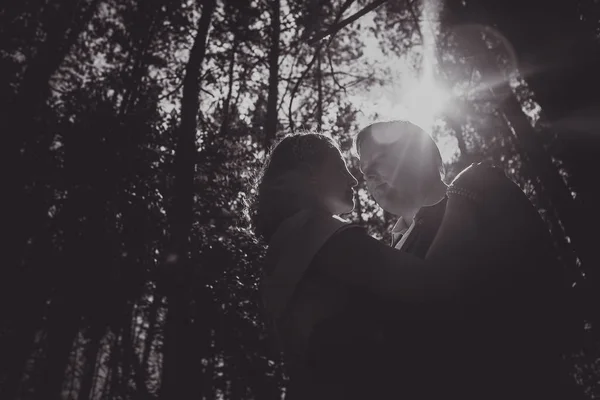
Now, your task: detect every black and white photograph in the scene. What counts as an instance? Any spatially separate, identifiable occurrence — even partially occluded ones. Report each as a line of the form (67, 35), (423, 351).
(1, 0), (599, 398)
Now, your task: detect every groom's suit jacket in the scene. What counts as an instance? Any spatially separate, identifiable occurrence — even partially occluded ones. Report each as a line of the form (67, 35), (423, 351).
(391, 196), (448, 258)
(384, 197), (451, 400)
(424, 162), (564, 400)
(389, 162), (563, 400)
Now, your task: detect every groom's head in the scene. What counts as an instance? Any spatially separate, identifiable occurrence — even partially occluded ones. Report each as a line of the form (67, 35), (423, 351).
(355, 121), (444, 216)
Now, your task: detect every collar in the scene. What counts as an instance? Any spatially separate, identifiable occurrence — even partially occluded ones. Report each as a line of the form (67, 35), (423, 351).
(391, 216), (412, 235)
(414, 195), (448, 221)
(391, 196), (448, 235)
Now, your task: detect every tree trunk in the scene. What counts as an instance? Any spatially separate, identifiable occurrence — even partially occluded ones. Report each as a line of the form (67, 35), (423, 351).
(219, 35), (239, 136)
(316, 47), (323, 131)
(4, 0), (101, 322)
(160, 0), (216, 399)
(77, 323), (106, 400)
(15, 0), (98, 111)
(107, 330), (123, 400)
(195, 287), (215, 399)
(118, 0), (165, 117)
(136, 294), (160, 400)
(499, 86), (592, 269)
(34, 296), (79, 400)
(168, 0), (214, 254)
(0, 300), (47, 400)
(141, 294), (160, 383)
(494, 113), (582, 286)
(263, 0), (280, 148)
(8, 0), (100, 154)
(34, 141), (107, 400)
(444, 116), (472, 173)
(119, 303), (135, 398)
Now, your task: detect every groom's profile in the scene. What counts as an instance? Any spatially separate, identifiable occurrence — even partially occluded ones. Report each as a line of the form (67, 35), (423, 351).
(355, 120), (448, 257)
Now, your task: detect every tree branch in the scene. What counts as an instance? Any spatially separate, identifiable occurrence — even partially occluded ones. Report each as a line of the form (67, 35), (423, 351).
(327, 48), (348, 96)
(288, 50), (321, 132)
(307, 0), (389, 45)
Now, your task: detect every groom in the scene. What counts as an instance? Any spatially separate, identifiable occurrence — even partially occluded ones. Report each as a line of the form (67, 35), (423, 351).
(355, 120), (564, 400)
(355, 121), (454, 399)
(355, 120), (448, 256)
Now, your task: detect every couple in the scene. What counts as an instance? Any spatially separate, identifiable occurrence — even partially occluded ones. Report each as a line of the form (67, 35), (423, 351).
(249, 120), (563, 400)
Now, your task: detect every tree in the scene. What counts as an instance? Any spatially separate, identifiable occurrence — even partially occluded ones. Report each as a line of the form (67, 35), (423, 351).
(160, 0), (217, 399)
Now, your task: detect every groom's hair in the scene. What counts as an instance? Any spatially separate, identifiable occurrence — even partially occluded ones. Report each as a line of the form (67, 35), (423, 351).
(245, 131), (341, 242)
(354, 120), (445, 178)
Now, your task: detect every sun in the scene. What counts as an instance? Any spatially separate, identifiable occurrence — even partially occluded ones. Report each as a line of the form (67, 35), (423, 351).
(403, 76), (450, 132)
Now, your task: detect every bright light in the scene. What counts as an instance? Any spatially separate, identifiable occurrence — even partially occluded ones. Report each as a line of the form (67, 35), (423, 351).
(403, 76), (450, 131)
(357, 0), (451, 132)
(405, 0), (450, 131)
(349, 0), (459, 161)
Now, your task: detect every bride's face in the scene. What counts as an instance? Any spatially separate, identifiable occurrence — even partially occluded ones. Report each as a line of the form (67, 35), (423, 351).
(314, 149), (358, 215)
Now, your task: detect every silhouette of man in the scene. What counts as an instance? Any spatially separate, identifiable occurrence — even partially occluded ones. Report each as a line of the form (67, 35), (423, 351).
(356, 120), (447, 257)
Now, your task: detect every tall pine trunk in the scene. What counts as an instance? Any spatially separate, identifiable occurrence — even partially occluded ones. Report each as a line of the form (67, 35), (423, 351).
(160, 0), (216, 398)
(34, 295), (79, 400)
(4, 0), (100, 277)
(219, 36), (239, 136)
(316, 48), (323, 131)
(140, 292), (160, 389)
(118, 0), (165, 118)
(4, 2), (101, 353)
(77, 324), (106, 400)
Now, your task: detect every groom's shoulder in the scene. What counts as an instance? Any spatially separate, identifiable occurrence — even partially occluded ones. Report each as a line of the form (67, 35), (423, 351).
(451, 161), (507, 186)
(449, 161), (520, 202)
(449, 161), (542, 229)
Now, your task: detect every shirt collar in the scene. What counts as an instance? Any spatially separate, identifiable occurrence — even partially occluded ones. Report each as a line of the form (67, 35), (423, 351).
(414, 195), (448, 221)
(391, 195), (448, 235)
(391, 216), (412, 235)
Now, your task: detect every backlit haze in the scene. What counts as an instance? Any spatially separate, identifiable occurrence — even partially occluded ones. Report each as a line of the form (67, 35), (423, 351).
(345, 0), (461, 163)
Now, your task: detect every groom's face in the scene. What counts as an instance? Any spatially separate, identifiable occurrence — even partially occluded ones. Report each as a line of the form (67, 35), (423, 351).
(359, 134), (422, 217)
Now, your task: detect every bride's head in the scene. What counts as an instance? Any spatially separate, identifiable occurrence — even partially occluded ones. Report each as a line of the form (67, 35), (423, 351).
(248, 133), (358, 241)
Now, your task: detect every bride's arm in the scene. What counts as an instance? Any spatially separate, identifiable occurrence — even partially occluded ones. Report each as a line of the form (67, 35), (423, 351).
(427, 161), (537, 260)
(315, 226), (467, 304)
(313, 164), (516, 305)
(426, 182), (482, 263)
